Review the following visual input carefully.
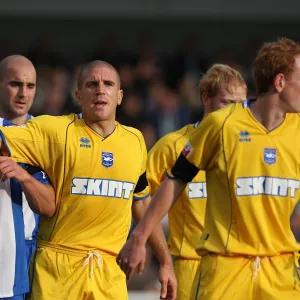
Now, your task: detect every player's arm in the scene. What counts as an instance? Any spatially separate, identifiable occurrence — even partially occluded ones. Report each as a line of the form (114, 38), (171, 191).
(0, 115), (65, 170)
(131, 195), (177, 299)
(291, 202), (300, 241)
(132, 195), (173, 268)
(126, 169), (177, 299)
(146, 132), (178, 197)
(22, 166), (55, 217)
(133, 145), (201, 241)
(0, 157), (55, 217)
(117, 147), (199, 284)
(117, 110), (226, 280)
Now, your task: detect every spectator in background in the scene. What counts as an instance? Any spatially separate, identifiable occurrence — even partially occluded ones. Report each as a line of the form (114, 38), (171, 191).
(150, 86), (191, 139)
(63, 65), (83, 114)
(179, 75), (204, 121)
(44, 67), (69, 115)
(117, 91), (146, 129)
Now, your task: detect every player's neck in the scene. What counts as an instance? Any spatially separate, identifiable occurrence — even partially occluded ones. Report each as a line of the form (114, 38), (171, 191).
(250, 95), (286, 131)
(86, 119), (116, 138)
(9, 115), (28, 125)
(0, 111), (28, 125)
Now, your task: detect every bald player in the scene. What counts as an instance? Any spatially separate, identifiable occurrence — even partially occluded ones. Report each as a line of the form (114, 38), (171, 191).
(0, 60), (176, 300)
(0, 55), (55, 300)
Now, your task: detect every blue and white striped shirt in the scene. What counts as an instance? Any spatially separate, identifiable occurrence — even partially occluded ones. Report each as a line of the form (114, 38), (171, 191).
(0, 115), (50, 297)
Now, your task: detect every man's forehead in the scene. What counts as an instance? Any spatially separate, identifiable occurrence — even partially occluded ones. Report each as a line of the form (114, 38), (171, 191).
(85, 66), (117, 78)
(218, 83), (245, 93)
(294, 54), (300, 69)
(217, 83), (246, 101)
(3, 67), (35, 82)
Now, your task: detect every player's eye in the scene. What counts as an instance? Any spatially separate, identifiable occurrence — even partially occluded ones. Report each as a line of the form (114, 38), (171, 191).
(9, 81), (21, 87)
(88, 82), (97, 87)
(104, 81), (114, 86)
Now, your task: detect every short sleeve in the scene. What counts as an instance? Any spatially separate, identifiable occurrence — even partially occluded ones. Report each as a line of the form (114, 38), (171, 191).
(146, 134), (177, 196)
(31, 170), (51, 185)
(0, 115), (65, 171)
(133, 133), (150, 201)
(168, 108), (232, 182)
(22, 164), (51, 184)
(182, 114), (222, 170)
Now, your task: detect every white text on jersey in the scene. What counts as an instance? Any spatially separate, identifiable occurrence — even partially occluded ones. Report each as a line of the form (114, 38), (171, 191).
(71, 178), (135, 199)
(236, 176), (299, 197)
(188, 182), (207, 199)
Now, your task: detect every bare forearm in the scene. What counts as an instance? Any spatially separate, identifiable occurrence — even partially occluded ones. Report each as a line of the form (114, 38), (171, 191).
(21, 176), (56, 217)
(148, 225), (172, 266)
(133, 200), (172, 266)
(132, 177), (186, 244)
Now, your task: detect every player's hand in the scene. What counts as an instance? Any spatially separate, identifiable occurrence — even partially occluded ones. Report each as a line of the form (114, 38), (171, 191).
(116, 233), (147, 280)
(158, 263), (177, 300)
(0, 156), (30, 183)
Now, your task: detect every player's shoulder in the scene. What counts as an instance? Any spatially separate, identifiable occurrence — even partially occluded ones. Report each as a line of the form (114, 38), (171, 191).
(291, 113), (300, 123)
(208, 103), (237, 121)
(118, 123), (145, 144)
(200, 103), (238, 130)
(149, 124), (194, 157)
(26, 113), (76, 127)
(155, 124), (192, 148)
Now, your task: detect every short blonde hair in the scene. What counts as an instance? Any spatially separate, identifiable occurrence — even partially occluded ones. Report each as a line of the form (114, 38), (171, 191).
(199, 64), (246, 102)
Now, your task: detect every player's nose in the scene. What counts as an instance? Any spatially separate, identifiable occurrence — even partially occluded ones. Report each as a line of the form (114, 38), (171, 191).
(19, 86), (28, 98)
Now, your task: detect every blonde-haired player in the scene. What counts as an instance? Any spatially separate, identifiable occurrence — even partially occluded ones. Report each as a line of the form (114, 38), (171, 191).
(118, 38), (300, 299)
(146, 64), (246, 299)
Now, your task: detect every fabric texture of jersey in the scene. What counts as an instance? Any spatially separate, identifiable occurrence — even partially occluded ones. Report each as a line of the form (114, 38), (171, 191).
(172, 101), (300, 256)
(0, 114), (150, 255)
(147, 122), (206, 259)
(0, 116), (49, 298)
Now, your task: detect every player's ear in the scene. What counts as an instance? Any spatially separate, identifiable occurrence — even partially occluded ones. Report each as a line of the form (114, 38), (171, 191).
(75, 90), (82, 106)
(201, 92), (210, 107)
(274, 73), (285, 93)
(117, 89), (123, 106)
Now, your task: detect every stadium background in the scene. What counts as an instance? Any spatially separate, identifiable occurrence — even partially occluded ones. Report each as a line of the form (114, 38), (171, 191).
(1, 0), (300, 298)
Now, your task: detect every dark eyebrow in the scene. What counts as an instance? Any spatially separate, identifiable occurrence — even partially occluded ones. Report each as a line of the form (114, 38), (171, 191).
(9, 80), (36, 86)
(86, 80), (98, 85)
(103, 79), (115, 85)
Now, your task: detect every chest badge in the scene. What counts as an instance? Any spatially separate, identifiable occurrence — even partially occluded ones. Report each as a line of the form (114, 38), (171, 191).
(102, 152), (114, 168)
(264, 148), (276, 165)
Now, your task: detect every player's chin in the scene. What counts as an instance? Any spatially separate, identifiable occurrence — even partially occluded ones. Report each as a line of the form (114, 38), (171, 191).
(12, 107), (29, 117)
(92, 110), (111, 122)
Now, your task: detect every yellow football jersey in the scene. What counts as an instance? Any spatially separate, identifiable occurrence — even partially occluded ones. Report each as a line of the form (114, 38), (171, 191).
(170, 100), (300, 256)
(0, 114), (149, 255)
(147, 122), (206, 259)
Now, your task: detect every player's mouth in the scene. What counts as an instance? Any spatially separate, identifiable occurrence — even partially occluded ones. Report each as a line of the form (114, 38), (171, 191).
(93, 100), (107, 108)
(14, 101), (27, 108)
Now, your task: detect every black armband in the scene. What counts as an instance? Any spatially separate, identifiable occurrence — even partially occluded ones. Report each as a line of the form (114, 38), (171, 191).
(171, 153), (199, 183)
(134, 171), (148, 193)
(23, 164), (43, 175)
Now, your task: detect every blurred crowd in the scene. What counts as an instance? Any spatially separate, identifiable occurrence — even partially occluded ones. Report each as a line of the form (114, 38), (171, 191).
(1, 33), (300, 293)
(0, 33), (258, 149)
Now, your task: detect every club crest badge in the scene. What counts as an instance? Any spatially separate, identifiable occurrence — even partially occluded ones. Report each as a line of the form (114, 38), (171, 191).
(264, 148), (276, 165)
(102, 152), (113, 168)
